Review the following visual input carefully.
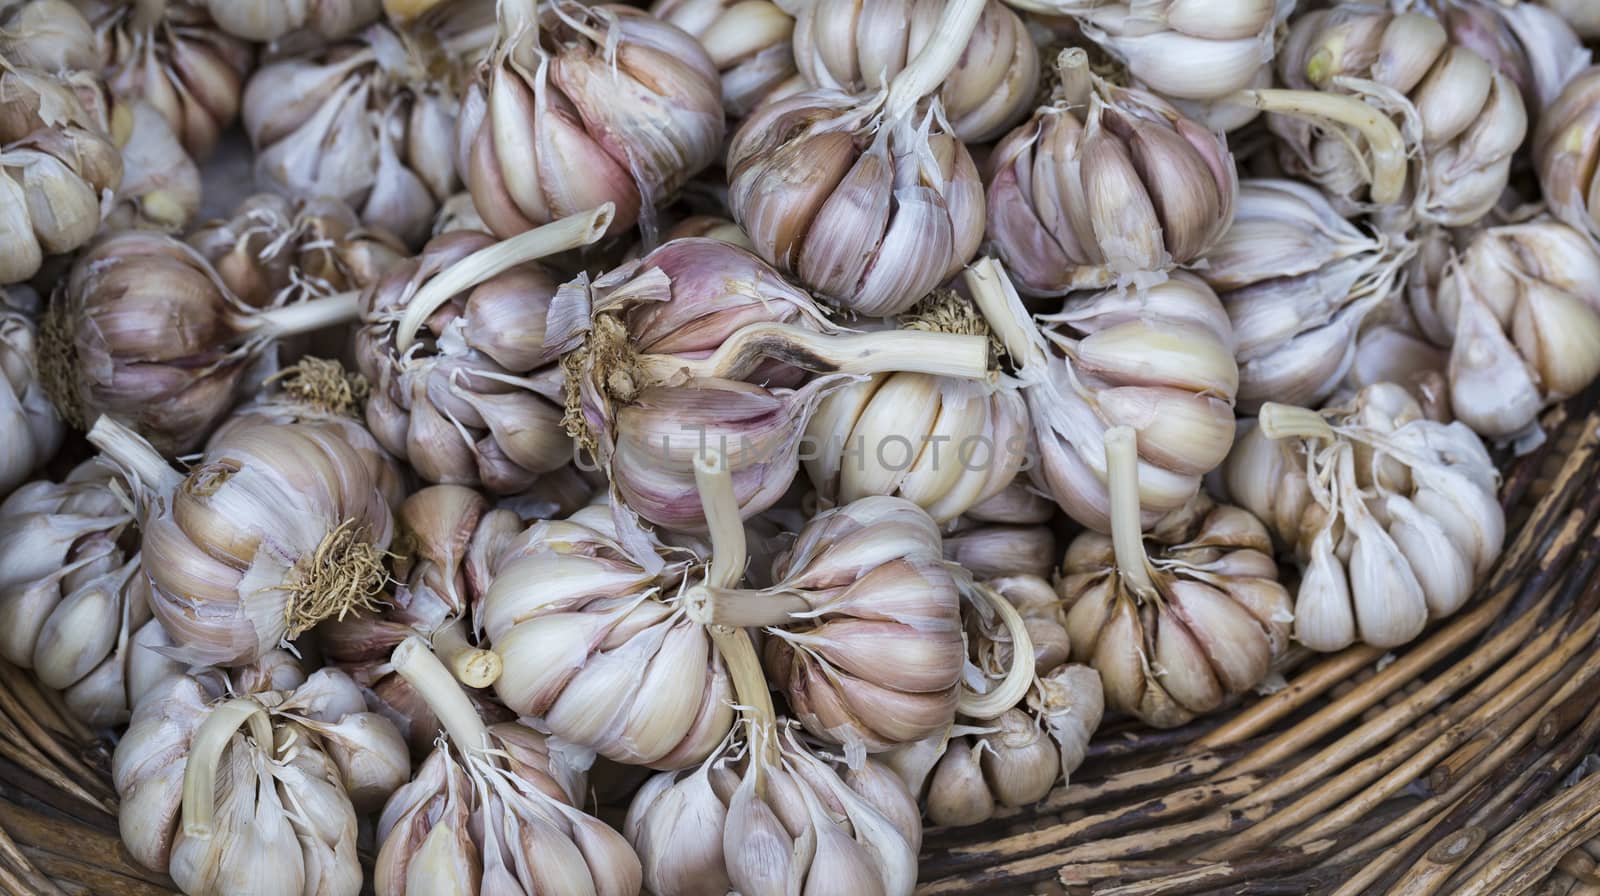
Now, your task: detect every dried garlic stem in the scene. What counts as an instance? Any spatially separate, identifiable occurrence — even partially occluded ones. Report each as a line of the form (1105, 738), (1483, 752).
(635, 322), (992, 383)
(180, 699), (273, 839)
(1054, 48), (1093, 109)
(1258, 403), (1338, 442)
(393, 635), (492, 754)
(395, 204), (616, 353)
(1228, 89), (1407, 205)
(248, 291), (362, 339)
(433, 618), (501, 689)
(85, 417), (184, 494)
(687, 587), (812, 627)
(883, 0), (987, 120)
(963, 257), (1048, 370)
(1105, 425), (1159, 598)
(955, 583), (1036, 720)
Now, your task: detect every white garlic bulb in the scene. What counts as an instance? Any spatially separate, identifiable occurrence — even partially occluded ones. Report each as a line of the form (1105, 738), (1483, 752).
(0, 304), (63, 497)
(1224, 384), (1505, 651)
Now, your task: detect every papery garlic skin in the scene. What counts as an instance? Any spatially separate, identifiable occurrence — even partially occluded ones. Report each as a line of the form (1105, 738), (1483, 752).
(791, 0), (1037, 142)
(727, 87), (984, 317)
(105, 98), (202, 232)
(1421, 218), (1600, 441)
(1004, 0), (1286, 112)
(205, 0), (381, 41)
(626, 723), (921, 896)
(0, 0), (98, 71)
(987, 50), (1237, 296)
(1223, 386), (1505, 652)
(482, 502), (736, 769)
(1540, 0), (1600, 38)
(0, 65), (123, 283)
(90, 418), (398, 666)
(0, 307), (63, 497)
(1434, 0), (1589, 114)
(461, 0), (723, 241)
(0, 460), (181, 725)
(1274, 5), (1528, 226)
(943, 521), (1057, 581)
(245, 22), (485, 248)
(1536, 67), (1600, 245)
(83, 0), (253, 159)
(1197, 179), (1413, 412)
(652, 0), (797, 119)
(115, 668), (406, 895)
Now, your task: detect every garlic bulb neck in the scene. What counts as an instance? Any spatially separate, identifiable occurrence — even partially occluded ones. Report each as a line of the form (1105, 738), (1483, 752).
(431, 617), (502, 689)
(392, 635), (492, 756)
(882, 0), (987, 120)
(246, 290), (362, 340)
(1054, 47), (1095, 108)
(955, 583), (1036, 721)
(85, 416), (183, 497)
(1258, 403), (1340, 442)
(1105, 426), (1160, 599)
(1226, 88), (1408, 205)
(633, 322), (993, 384)
(180, 698), (273, 839)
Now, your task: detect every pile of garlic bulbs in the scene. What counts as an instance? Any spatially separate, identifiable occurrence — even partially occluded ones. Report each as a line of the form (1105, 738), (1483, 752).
(2, 0), (1591, 892)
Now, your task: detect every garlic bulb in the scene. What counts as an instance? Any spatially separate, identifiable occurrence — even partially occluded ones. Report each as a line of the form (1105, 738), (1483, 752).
(41, 232), (371, 453)
(686, 494), (1006, 756)
(205, 0), (381, 42)
(1224, 384), (1505, 652)
(1275, 4), (1528, 226)
(459, 0), (722, 241)
(87, 415), (398, 666)
(105, 97), (202, 232)
(1429, 0), (1589, 113)
(480, 497), (736, 768)
(84, 0), (253, 159)
(804, 292), (1029, 523)
(651, 0), (797, 118)
(0, 0), (98, 71)
(0, 63), (123, 284)
(244, 21), (489, 248)
(943, 520), (1057, 581)
(114, 665), (409, 896)
(321, 484), (508, 755)
(725, 0), (987, 318)
(1415, 218), (1600, 441)
(356, 207), (613, 493)
(1061, 427), (1290, 727)
(188, 193), (406, 310)
(987, 48), (1237, 296)
(0, 460), (182, 725)
(1002, 0), (1287, 112)
(375, 636), (636, 896)
(1539, 0), (1600, 38)
(966, 257), (1238, 534)
(1535, 67), (1600, 244)
(1, 305), (63, 497)
(555, 237), (990, 532)
(790, 0), (1038, 142)
(1197, 179), (1414, 412)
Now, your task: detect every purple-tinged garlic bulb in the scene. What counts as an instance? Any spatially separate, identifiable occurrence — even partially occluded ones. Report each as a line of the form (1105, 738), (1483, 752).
(1, 302), (63, 496)
(1224, 384), (1504, 652)
(790, 0), (1037, 142)
(243, 19), (490, 248)
(652, 0), (797, 118)
(0, 63), (122, 283)
(114, 663), (409, 895)
(83, 0), (253, 158)
(725, 0), (987, 318)
(987, 49), (1237, 296)
(374, 636), (636, 896)
(355, 207), (613, 493)
(555, 239), (990, 532)
(0, 460), (182, 725)
(459, 0), (723, 241)
(1196, 179), (1414, 412)
(966, 256), (1238, 534)
(1060, 427), (1291, 728)
(1275, 4), (1528, 226)
(943, 521), (1058, 581)
(1426, 0), (1589, 115)
(1416, 218), (1600, 442)
(88, 415), (399, 666)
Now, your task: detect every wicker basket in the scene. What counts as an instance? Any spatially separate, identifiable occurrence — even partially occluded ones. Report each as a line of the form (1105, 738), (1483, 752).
(6, 397), (1600, 896)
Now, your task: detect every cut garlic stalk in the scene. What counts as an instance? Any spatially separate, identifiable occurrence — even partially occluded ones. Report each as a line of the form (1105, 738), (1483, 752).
(1059, 426), (1291, 728)
(988, 48), (1238, 296)
(1224, 384), (1505, 651)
